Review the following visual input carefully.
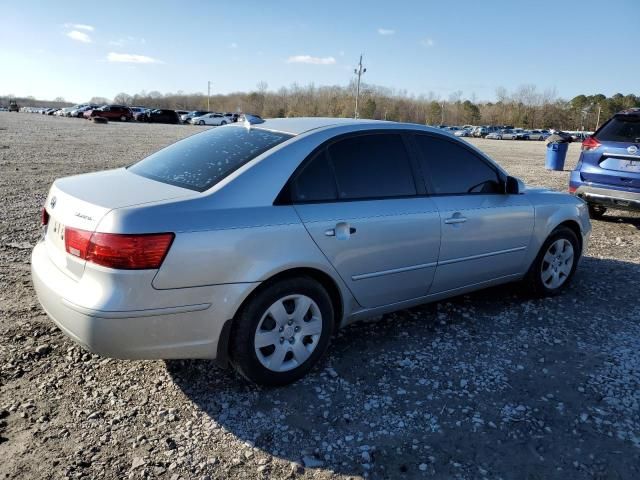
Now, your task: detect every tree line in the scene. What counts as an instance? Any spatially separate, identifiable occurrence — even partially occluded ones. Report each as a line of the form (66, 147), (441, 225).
(4, 83), (639, 131)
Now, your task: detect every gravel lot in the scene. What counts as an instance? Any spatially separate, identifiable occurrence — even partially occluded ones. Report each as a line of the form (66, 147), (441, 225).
(1, 113), (639, 479)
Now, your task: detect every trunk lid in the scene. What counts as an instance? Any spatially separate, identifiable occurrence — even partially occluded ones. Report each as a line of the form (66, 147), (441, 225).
(43, 168), (195, 280)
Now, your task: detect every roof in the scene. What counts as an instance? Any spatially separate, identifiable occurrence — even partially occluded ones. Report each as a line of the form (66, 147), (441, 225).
(255, 117), (392, 135)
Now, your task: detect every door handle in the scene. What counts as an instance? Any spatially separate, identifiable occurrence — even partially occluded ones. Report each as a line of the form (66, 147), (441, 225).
(325, 222), (356, 239)
(444, 213), (467, 224)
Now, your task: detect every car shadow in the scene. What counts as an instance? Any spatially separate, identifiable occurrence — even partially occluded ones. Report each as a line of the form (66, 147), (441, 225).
(166, 255), (640, 478)
(597, 212), (640, 230)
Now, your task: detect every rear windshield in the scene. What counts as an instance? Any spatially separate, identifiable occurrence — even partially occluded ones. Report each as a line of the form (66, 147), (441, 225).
(129, 126), (292, 191)
(596, 116), (640, 143)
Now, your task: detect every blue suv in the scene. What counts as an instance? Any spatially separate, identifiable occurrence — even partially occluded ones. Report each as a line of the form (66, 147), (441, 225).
(569, 108), (640, 218)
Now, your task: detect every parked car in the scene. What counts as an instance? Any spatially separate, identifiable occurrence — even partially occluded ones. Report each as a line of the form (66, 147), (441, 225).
(129, 107), (148, 116)
(84, 105), (133, 121)
(223, 112), (239, 123)
(175, 110), (189, 118)
(500, 129), (521, 140)
(486, 131), (503, 140)
(135, 109), (180, 124)
(9, 100), (19, 112)
(528, 130), (549, 141)
(181, 111), (210, 124)
(32, 118), (591, 386)
(193, 113), (231, 126)
(570, 108), (640, 218)
(454, 129), (472, 137)
(70, 104), (99, 118)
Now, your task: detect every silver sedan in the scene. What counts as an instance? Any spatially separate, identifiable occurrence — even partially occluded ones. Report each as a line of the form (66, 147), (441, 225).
(32, 118), (591, 385)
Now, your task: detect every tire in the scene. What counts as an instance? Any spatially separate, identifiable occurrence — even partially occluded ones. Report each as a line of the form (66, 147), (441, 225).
(120, 115), (127, 122)
(198, 120), (204, 125)
(588, 204), (607, 219)
(524, 226), (580, 297)
(221, 121), (227, 125)
(230, 277), (335, 386)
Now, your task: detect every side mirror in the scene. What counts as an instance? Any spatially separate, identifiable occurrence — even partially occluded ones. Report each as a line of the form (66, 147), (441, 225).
(505, 176), (524, 194)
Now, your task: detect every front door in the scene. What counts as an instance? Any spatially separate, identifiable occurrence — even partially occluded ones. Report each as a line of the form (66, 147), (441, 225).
(412, 133), (534, 294)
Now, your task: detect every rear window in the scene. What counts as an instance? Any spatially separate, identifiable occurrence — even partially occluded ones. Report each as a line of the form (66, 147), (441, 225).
(129, 126), (292, 191)
(596, 116), (640, 143)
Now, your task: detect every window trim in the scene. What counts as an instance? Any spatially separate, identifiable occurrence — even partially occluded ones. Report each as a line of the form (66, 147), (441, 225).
(409, 132), (507, 197)
(277, 129), (426, 205)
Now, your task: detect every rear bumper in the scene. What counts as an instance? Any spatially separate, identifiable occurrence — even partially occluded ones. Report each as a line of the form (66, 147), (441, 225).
(31, 241), (256, 359)
(574, 184), (640, 212)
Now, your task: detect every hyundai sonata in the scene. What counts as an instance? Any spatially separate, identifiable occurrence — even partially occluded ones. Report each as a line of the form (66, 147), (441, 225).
(32, 118), (591, 385)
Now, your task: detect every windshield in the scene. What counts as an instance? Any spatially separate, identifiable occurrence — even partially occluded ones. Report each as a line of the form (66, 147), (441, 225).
(128, 126), (293, 191)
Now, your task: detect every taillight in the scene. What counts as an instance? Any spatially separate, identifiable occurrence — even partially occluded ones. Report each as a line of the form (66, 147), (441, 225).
(568, 185), (577, 194)
(41, 207), (49, 226)
(64, 227), (174, 269)
(581, 136), (601, 151)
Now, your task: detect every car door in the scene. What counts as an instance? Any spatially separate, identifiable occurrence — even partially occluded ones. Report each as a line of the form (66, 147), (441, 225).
(291, 132), (442, 308)
(412, 133), (534, 294)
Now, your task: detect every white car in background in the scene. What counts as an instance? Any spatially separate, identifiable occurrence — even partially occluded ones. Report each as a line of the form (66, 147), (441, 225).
(193, 113), (231, 126)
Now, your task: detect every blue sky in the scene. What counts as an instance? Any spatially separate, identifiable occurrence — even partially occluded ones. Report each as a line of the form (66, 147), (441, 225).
(1, 0), (638, 103)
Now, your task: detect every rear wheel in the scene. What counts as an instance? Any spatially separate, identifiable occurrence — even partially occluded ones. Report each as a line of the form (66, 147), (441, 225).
(588, 204), (607, 219)
(120, 115), (127, 122)
(230, 277), (334, 386)
(524, 226), (579, 297)
(221, 121), (227, 125)
(198, 120), (205, 125)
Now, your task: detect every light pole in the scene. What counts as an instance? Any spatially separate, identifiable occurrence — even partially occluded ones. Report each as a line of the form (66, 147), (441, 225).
(207, 81), (211, 111)
(354, 54), (366, 119)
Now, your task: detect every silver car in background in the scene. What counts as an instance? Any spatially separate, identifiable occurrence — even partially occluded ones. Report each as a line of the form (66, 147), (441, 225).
(32, 118), (591, 385)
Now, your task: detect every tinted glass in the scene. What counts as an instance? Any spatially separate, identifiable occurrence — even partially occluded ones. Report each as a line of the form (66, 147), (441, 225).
(129, 127), (292, 191)
(328, 134), (416, 199)
(291, 151), (337, 202)
(415, 135), (502, 195)
(596, 116), (640, 143)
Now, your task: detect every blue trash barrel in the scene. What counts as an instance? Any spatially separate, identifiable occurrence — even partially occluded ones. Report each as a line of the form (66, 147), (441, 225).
(545, 142), (569, 171)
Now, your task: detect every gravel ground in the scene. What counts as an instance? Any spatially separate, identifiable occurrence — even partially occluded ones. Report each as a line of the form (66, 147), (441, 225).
(1, 113), (639, 479)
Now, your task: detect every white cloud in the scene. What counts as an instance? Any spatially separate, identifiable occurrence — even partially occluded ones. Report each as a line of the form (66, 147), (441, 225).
(106, 52), (163, 64)
(65, 23), (94, 31)
(230, 42), (238, 48)
(377, 28), (395, 36)
(66, 30), (92, 43)
(420, 37), (435, 48)
(286, 55), (336, 65)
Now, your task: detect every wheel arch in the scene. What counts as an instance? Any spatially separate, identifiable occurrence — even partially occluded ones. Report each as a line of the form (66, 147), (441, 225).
(216, 266), (345, 368)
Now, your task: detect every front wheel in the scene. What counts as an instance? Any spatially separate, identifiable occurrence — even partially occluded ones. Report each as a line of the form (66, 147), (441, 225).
(230, 277), (335, 386)
(198, 120), (204, 125)
(221, 121), (227, 125)
(120, 115), (127, 122)
(524, 226), (580, 297)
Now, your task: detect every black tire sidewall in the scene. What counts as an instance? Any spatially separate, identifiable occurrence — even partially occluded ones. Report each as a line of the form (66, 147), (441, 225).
(527, 226), (580, 296)
(230, 277), (334, 386)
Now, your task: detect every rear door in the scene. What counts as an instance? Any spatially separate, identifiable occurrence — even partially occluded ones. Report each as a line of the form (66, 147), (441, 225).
(292, 133), (441, 308)
(412, 133), (534, 294)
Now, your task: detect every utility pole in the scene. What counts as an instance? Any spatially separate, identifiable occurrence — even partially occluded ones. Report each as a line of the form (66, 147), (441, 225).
(595, 104), (601, 131)
(440, 101), (446, 125)
(353, 54), (366, 119)
(207, 81), (211, 111)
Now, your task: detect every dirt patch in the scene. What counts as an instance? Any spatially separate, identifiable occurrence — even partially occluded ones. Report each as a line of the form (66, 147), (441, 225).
(1, 113), (639, 479)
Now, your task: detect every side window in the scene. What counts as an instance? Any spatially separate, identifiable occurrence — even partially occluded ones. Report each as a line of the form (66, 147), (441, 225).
(328, 134), (416, 200)
(414, 135), (502, 195)
(291, 151), (337, 202)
